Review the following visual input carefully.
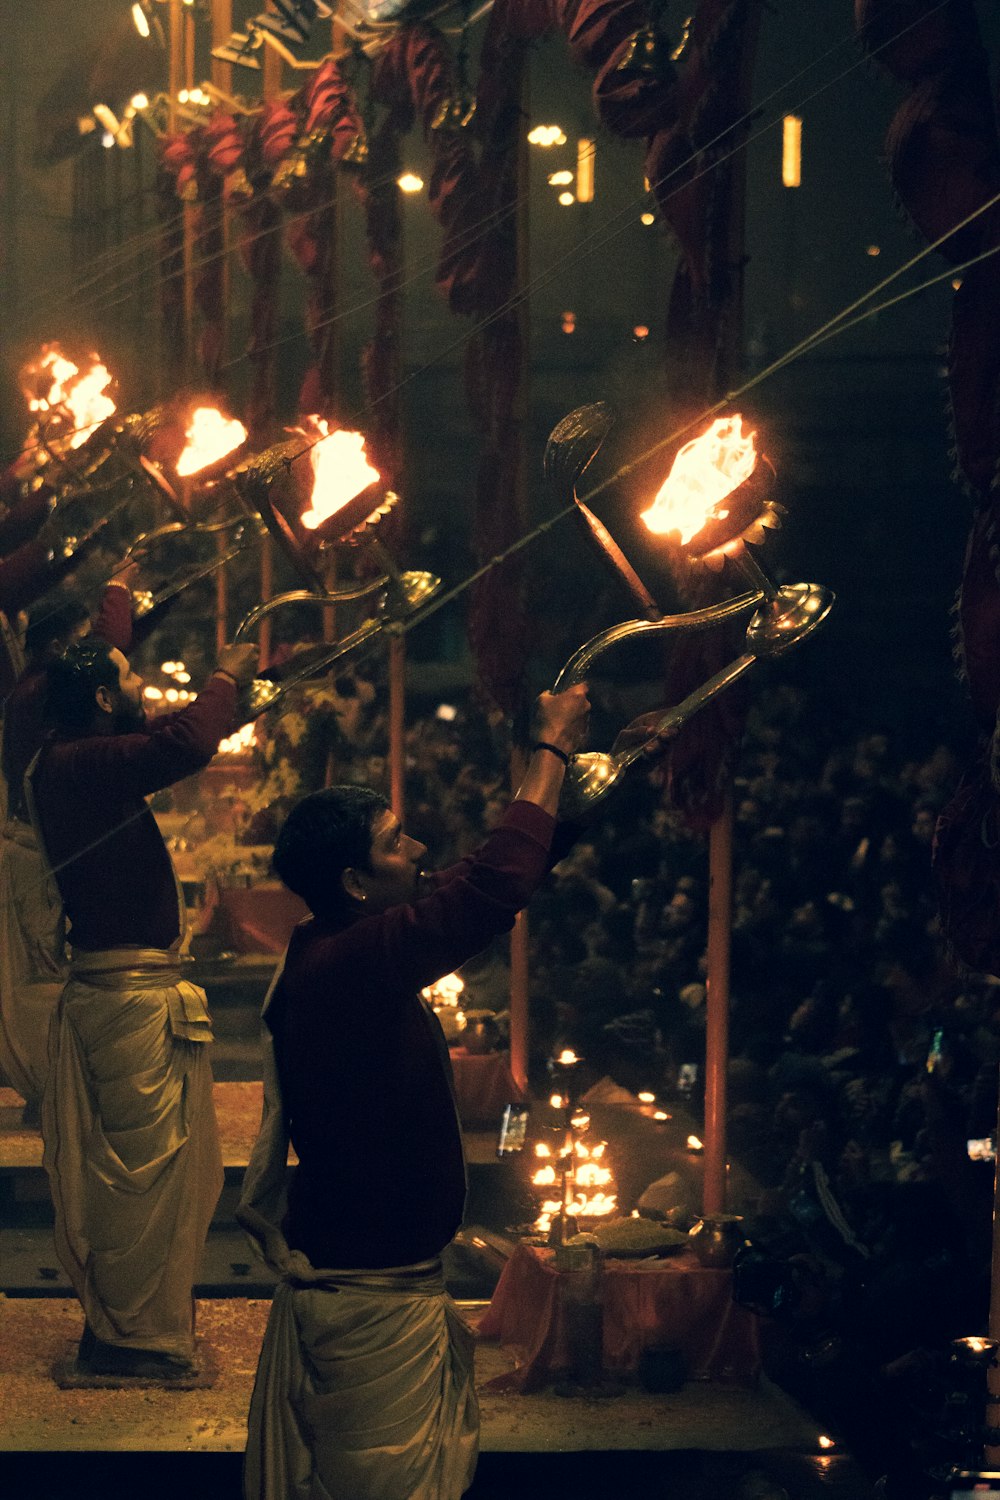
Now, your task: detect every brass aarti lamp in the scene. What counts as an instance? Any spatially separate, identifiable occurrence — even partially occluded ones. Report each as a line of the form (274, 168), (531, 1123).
(83, 403), (257, 621)
(546, 407), (834, 812)
(228, 418), (439, 720)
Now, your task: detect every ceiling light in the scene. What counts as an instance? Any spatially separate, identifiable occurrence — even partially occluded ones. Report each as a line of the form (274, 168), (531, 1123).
(528, 125), (567, 148)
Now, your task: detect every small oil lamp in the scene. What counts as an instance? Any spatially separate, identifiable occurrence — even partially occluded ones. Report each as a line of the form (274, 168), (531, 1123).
(421, 972), (466, 1045)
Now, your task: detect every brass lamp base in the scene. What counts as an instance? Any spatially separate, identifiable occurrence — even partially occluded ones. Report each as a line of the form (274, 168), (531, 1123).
(745, 582), (834, 656)
(236, 569), (440, 723)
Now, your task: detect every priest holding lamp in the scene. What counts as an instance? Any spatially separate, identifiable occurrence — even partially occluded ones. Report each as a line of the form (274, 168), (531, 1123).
(28, 635), (259, 1381)
(237, 683), (590, 1500)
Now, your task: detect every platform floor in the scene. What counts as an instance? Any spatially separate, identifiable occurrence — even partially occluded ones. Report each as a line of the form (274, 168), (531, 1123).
(0, 1295), (825, 1456)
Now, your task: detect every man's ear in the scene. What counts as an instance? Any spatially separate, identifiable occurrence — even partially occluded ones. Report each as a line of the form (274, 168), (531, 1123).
(95, 684), (115, 716)
(341, 867), (366, 904)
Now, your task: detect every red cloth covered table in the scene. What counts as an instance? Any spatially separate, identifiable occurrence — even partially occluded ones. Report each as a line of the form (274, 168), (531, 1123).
(477, 1242), (761, 1392)
(447, 1048), (527, 1127)
(207, 882), (308, 954)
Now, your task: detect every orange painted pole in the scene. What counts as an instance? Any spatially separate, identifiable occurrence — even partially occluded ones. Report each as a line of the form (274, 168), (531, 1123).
(505, 67), (532, 1097)
(986, 1079), (1000, 1463)
(211, 0), (233, 93)
(211, 0), (233, 649)
(509, 746), (530, 1094)
(702, 787), (733, 1214)
(257, 11), (283, 662)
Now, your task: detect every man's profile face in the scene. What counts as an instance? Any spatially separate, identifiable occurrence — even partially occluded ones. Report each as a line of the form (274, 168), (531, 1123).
(105, 647), (146, 732)
(349, 808), (427, 914)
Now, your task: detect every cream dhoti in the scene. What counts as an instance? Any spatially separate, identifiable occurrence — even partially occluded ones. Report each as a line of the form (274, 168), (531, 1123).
(0, 816), (66, 1102)
(42, 948), (223, 1358)
(238, 967), (478, 1500)
(245, 1264), (477, 1500)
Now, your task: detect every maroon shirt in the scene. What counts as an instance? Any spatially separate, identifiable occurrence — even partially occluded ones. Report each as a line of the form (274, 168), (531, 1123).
(0, 538), (57, 620)
(0, 487), (51, 557)
(31, 674), (238, 952)
(267, 801), (573, 1270)
(3, 583), (133, 822)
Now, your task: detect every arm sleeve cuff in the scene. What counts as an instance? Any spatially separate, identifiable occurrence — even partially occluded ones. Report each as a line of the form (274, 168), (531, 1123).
(502, 799), (557, 849)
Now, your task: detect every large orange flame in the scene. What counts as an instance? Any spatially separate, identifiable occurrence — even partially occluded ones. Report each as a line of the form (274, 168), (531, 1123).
(296, 417), (380, 531)
(176, 406), (248, 477)
(23, 345), (116, 449)
(641, 415), (757, 544)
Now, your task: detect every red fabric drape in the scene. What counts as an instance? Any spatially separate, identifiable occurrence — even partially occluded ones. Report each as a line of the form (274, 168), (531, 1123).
(644, 0), (763, 829)
(282, 60), (365, 417)
(235, 102), (298, 442)
(856, 0), (1000, 971)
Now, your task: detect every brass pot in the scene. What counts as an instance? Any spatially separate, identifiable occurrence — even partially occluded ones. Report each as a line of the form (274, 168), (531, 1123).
(688, 1213), (746, 1269)
(462, 1010), (500, 1055)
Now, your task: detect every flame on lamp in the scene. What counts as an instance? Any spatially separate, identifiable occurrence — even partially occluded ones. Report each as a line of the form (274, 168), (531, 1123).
(532, 1136), (617, 1233)
(24, 345), (116, 448)
(218, 722), (257, 755)
(295, 418), (380, 531)
(176, 406), (248, 477)
(421, 972), (465, 1007)
(641, 416), (758, 544)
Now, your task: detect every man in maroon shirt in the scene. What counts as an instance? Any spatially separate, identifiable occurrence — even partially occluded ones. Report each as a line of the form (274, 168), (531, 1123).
(30, 634), (258, 1380)
(238, 684), (589, 1500)
(0, 569), (136, 1118)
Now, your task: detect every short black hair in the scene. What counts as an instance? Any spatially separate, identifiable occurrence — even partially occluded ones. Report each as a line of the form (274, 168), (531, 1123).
(272, 785), (389, 916)
(25, 591), (88, 659)
(46, 638), (120, 735)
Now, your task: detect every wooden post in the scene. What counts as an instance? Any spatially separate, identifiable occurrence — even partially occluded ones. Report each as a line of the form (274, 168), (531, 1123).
(181, 2), (196, 377)
(257, 10), (283, 661)
(697, 5), (762, 1217)
(507, 72), (532, 1096)
(212, 0), (233, 649)
(168, 0), (183, 130)
(211, 0), (233, 94)
(702, 788), (733, 1213)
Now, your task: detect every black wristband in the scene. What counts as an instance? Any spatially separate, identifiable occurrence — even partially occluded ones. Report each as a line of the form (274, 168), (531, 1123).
(533, 740), (571, 767)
